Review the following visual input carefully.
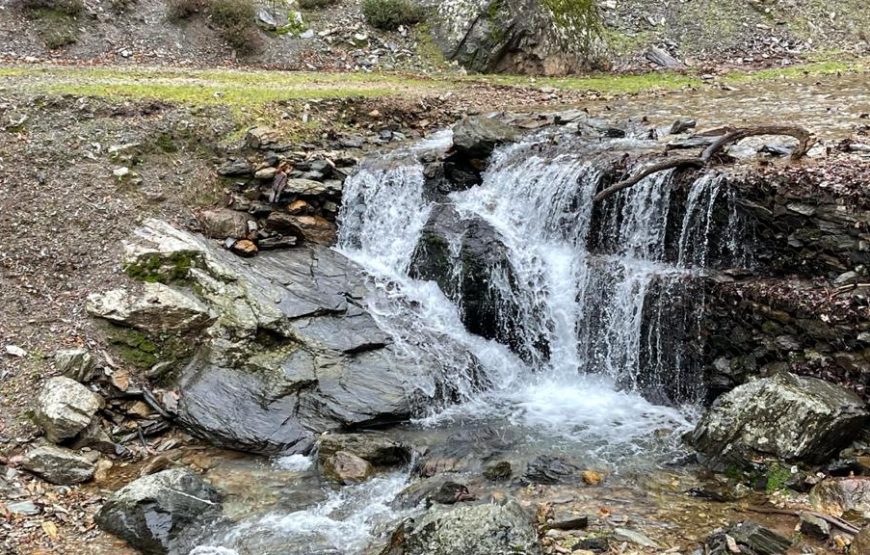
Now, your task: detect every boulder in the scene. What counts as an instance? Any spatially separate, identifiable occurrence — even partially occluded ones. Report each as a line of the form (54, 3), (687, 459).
(451, 116), (517, 160)
(321, 451), (374, 484)
(809, 477), (870, 519)
(523, 455), (579, 484)
(95, 468), (221, 555)
(265, 213), (338, 245)
(690, 373), (869, 465)
(317, 432), (411, 467)
(197, 209), (254, 240)
(94, 220), (455, 455)
(33, 377), (104, 443)
(87, 282), (214, 336)
(394, 476), (472, 509)
(217, 159), (252, 177)
(798, 512), (830, 539)
(20, 445), (96, 485)
(54, 348), (97, 383)
(702, 522), (790, 555)
(853, 527), (870, 554)
(392, 499), (541, 555)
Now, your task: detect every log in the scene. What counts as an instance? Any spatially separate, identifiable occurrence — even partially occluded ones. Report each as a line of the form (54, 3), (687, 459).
(593, 125), (813, 203)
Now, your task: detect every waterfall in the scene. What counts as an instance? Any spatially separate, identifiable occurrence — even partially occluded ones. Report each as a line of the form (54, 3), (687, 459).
(337, 131), (745, 460)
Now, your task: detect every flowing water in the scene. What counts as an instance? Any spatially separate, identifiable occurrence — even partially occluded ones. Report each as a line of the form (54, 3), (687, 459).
(191, 129), (746, 554)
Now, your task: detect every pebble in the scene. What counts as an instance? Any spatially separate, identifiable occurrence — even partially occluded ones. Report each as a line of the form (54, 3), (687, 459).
(5, 345), (26, 357)
(8, 500), (39, 516)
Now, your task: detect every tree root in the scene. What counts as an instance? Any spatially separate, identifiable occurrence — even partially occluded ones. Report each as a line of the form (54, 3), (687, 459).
(741, 505), (860, 536)
(593, 125), (814, 203)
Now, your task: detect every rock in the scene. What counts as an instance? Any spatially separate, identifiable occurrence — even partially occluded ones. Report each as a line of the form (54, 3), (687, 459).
(549, 508), (588, 530)
(54, 348), (97, 382)
(645, 46), (684, 69)
(217, 159), (252, 177)
(230, 239), (258, 257)
(266, 213), (337, 245)
(572, 537), (608, 552)
(395, 499), (541, 555)
(451, 116), (517, 160)
(483, 460), (512, 481)
(33, 377), (104, 443)
(197, 209), (254, 240)
(690, 373), (869, 465)
(256, 8), (277, 30)
(581, 470), (603, 485)
(318, 433), (411, 467)
(809, 477), (870, 519)
(669, 118), (697, 135)
(245, 127), (287, 151)
(5, 344), (26, 357)
(20, 445), (96, 485)
(428, 481), (472, 505)
(254, 167), (277, 180)
(852, 527), (870, 554)
(613, 528), (659, 548)
(282, 178), (342, 197)
(702, 522), (790, 555)
(524, 455), (579, 484)
(87, 282), (214, 336)
(95, 469), (221, 555)
(287, 199), (314, 215)
(798, 512), (830, 539)
(109, 220), (453, 455)
(113, 166), (131, 178)
(322, 451), (373, 483)
(8, 500), (40, 516)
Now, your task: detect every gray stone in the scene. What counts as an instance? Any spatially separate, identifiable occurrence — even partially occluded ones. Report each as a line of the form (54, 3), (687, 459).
(197, 208), (254, 240)
(809, 477), (870, 519)
(613, 528), (660, 548)
(690, 373), (869, 464)
(318, 432), (410, 467)
(397, 499), (541, 555)
(549, 508), (588, 530)
(451, 116), (518, 159)
(54, 348), (97, 382)
(95, 469), (221, 555)
(703, 521), (790, 555)
(798, 512), (830, 538)
(33, 377), (104, 443)
(86, 282), (213, 336)
(100, 220), (455, 455)
(282, 178), (342, 196)
(321, 451), (373, 484)
(217, 159), (252, 177)
(8, 500), (39, 516)
(20, 445), (96, 485)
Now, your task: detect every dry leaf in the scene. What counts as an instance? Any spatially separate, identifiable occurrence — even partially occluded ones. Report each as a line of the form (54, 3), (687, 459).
(42, 520), (58, 539)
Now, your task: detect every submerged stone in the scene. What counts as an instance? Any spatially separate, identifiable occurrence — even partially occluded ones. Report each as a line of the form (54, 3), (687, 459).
(702, 521), (790, 555)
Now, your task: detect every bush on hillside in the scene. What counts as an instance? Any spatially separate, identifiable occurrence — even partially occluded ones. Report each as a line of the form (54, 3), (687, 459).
(209, 0), (261, 54)
(166, 0), (206, 20)
(362, 0), (422, 31)
(298, 0), (339, 8)
(20, 0), (83, 15)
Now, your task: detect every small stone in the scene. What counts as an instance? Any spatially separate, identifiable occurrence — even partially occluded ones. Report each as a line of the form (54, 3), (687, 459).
(483, 460), (512, 481)
(581, 470), (604, 485)
(287, 199), (313, 215)
(322, 451), (373, 484)
(231, 239), (258, 257)
(93, 458), (114, 483)
(127, 401), (153, 418)
(113, 167), (130, 178)
(255, 167), (277, 180)
(5, 345), (26, 357)
(799, 512), (830, 538)
(54, 348), (97, 382)
(20, 445), (96, 485)
(33, 377), (104, 443)
(8, 500), (40, 516)
(613, 528), (660, 548)
(550, 508), (588, 530)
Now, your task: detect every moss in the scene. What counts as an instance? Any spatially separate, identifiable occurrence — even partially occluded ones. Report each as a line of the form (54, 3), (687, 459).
(124, 252), (198, 284)
(541, 0), (602, 53)
(108, 328), (160, 369)
(765, 463), (792, 493)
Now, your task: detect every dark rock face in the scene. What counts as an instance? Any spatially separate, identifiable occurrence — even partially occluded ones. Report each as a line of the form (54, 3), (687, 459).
(523, 455), (580, 485)
(703, 522), (791, 555)
(451, 117), (518, 160)
(95, 469), (221, 555)
(690, 372), (869, 465)
(387, 499), (541, 555)
(317, 432), (411, 467)
(410, 204), (529, 358)
(89, 220), (449, 455)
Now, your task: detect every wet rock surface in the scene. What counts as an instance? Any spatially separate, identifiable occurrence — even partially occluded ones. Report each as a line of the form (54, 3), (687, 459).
(702, 521), (791, 555)
(690, 372), (869, 465)
(95, 468), (221, 555)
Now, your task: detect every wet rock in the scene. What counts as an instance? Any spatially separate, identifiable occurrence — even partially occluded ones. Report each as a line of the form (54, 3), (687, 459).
(798, 512), (830, 539)
(96, 468), (221, 555)
(34, 377), (104, 443)
(523, 455), (579, 484)
(230, 239), (258, 257)
(702, 521), (790, 555)
(394, 499), (541, 555)
(573, 537), (608, 553)
(645, 46), (684, 69)
(852, 527), (870, 554)
(197, 208), (254, 240)
(87, 283), (214, 336)
(690, 372), (869, 465)
(451, 116), (518, 160)
(265, 213), (338, 245)
(217, 159), (252, 177)
(318, 433), (411, 467)
(54, 348), (97, 382)
(322, 451), (374, 484)
(669, 118), (697, 135)
(109, 220), (446, 455)
(483, 460), (512, 481)
(809, 477), (870, 519)
(549, 508), (588, 530)
(394, 475), (464, 509)
(20, 445), (96, 485)
(282, 178), (342, 197)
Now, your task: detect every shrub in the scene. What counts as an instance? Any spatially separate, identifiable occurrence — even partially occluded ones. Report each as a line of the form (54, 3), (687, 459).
(298, 0), (339, 8)
(110, 0), (137, 12)
(20, 0), (83, 15)
(166, 0), (206, 20)
(362, 0), (422, 31)
(209, 0), (261, 54)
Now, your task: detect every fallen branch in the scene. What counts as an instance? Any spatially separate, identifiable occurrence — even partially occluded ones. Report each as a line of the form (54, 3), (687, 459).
(593, 125), (813, 203)
(741, 505), (860, 536)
